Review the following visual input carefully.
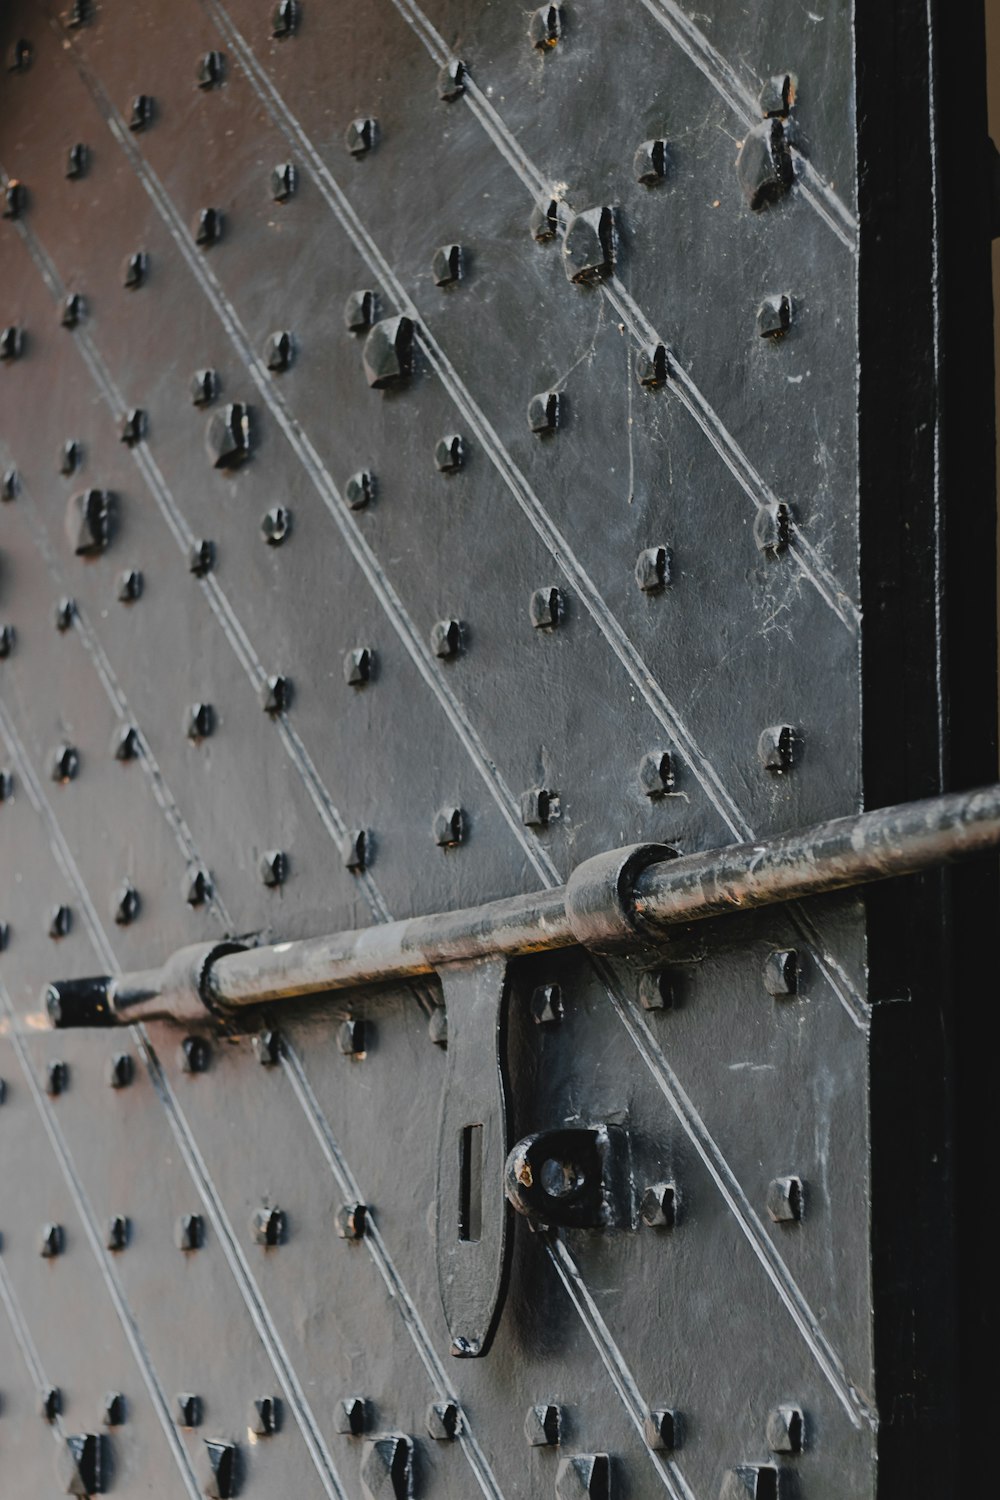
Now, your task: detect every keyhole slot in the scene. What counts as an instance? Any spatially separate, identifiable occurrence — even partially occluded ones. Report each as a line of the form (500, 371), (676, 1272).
(459, 1123), (483, 1242)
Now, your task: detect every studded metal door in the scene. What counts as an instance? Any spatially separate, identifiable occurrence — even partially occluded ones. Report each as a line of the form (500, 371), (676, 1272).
(0, 3), (995, 1499)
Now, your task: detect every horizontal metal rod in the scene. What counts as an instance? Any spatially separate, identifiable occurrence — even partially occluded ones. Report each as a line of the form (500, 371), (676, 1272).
(44, 785), (1000, 1027)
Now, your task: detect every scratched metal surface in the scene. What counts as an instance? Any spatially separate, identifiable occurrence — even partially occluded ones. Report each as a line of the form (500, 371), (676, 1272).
(0, 2), (876, 1497)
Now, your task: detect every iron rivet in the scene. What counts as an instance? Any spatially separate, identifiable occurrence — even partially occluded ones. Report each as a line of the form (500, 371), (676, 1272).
(530, 983), (563, 1025)
(64, 0), (89, 26)
(766, 1405), (803, 1454)
(106, 1053), (134, 1089)
(189, 538), (215, 575)
(271, 161), (297, 201)
(249, 1396), (280, 1435)
(527, 390), (560, 434)
(186, 702), (214, 740)
(179, 1036), (210, 1074)
(103, 1392), (126, 1427)
(757, 724), (797, 774)
(5, 39), (33, 73)
(51, 744), (79, 783)
(344, 647), (373, 685)
(524, 1403), (562, 1446)
(128, 94), (154, 131)
(640, 1182), (677, 1229)
(753, 502), (792, 556)
(1, 467), (18, 499)
(635, 139), (669, 185)
(736, 119), (793, 211)
(57, 1434), (104, 1497)
(529, 5), (564, 50)
(431, 618), (463, 659)
(271, 0), (298, 38)
(264, 329), (294, 371)
(438, 58), (467, 101)
(345, 470), (375, 510)
(0, 768), (12, 801)
(638, 750), (675, 797)
(201, 1439), (237, 1499)
(555, 1454), (610, 1500)
(563, 206), (616, 284)
(529, 585), (564, 628)
(260, 674), (291, 713)
(112, 724), (140, 760)
(122, 251), (149, 289)
(183, 866), (212, 906)
(176, 1393), (201, 1428)
(427, 1007), (448, 1047)
(344, 289), (378, 333)
(766, 1175), (803, 1224)
(639, 969), (674, 1011)
(362, 315), (413, 388)
(434, 434), (465, 472)
(261, 506), (292, 545)
(0, 325), (24, 360)
(336, 1201), (367, 1239)
(720, 1464), (779, 1499)
(40, 1222), (64, 1257)
(193, 206), (223, 247)
(206, 403), (251, 467)
(337, 1017), (366, 1053)
(197, 50), (225, 88)
(345, 117), (378, 156)
(60, 439), (82, 475)
(259, 850), (288, 887)
(174, 1212), (203, 1250)
(2, 180), (26, 219)
(432, 243), (463, 286)
(46, 1059), (68, 1096)
(644, 1409), (680, 1451)
(520, 787), (558, 828)
(433, 807), (465, 847)
(117, 567), (143, 602)
(635, 343), (670, 388)
(529, 197), (559, 241)
(66, 488), (111, 555)
(253, 1029), (281, 1066)
(49, 905), (72, 939)
(41, 1386), (62, 1422)
(757, 294), (792, 338)
(334, 1396), (368, 1436)
(190, 368), (219, 406)
(764, 949), (797, 997)
(635, 545), (671, 592)
(112, 881), (139, 926)
(361, 1434), (412, 1500)
(250, 1205), (284, 1246)
(427, 1401), (461, 1440)
(341, 830), (368, 872)
(0, 624), (15, 659)
(106, 1213), (129, 1250)
(61, 293), (85, 329)
(759, 74), (795, 119)
(66, 142), (89, 179)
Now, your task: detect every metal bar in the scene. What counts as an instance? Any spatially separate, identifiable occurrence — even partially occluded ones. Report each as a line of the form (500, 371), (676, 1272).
(44, 786), (1000, 1027)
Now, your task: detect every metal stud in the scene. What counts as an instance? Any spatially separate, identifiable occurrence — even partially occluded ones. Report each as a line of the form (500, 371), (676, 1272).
(197, 50), (225, 88)
(432, 244), (463, 286)
(520, 787), (558, 827)
(186, 703), (214, 740)
(524, 1403), (561, 1446)
(49, 905), (72, 939)
(438, 58), (467, 101)
(344, 289), (378, 333)
(57, 1434), (103, 1497)
(264, 329), (294, 371)
(61, 293), (85, 329)
(527, 390), (560, 434)
(2, 180), (26, 219)
(66, 488), (111, 555)
(759, 74), (795, 119)
(193, 207), (223, 248)
(261, 506), (292, 545)
(190, 368), (219, 406)
(250, 1205), (284, 1246)
(341, 830), (369, 872)
(563, 206), (616, 283)
(529, 5), (564, 50)
(40, 1222), (64, 1258)
(0, 325), (24, 360)
(638, 969), (674, 1011)
(174, 1212), (203, 1250)
(337, 1017), (366, 1053)
(47, 1060), (69, 1097)
(644, 1409), (680, 1452)
(112, 882), (139, 926)
(103, 1392), (126, 1426)
(260, 674), (292, 713)
(736, 119), (793, 211)
(176, 1393), (201, 1428)
(179, 1036), (210, 1074)
(253, 1029), (281, 1066)
(345, 117), (378, 156)
(271, 162), (297, 201)
(188, 538), (215, 575)
(334, 1397), (368, 1436)
(766, 1405), (803, 1454)
(0, 769), (12, 800)
(249, 1396), (280, 1435)
(128, 94), (154, 131)
(635, 139), (668, 185)
(106, 1214), (129, 1250)
(720, 1465), (779, 1500)
(345, 470), (375, 510)
(207, 403), (251, 467)
(431, 618), (463, 658)
(635, 546), (671, 592)
(51, 744), (80, 783)
(636, 343), (669, 388)
(271, 0), (298, 39)
(764, 949), (797, 997)
(757, 294), (792, 338)
(60, 439), (82, 475)
(362, 316), (413, 388)
(117, 567), (143, 602)
(640, 1182), (677, 1229)
(344, 647), (373, 685)
(183, 866), (212, 907)
(1, 467), (18, 499)
(757, 724), (797, 774)
(122, 251), (148, 289)
(434, 434), (464, 472)
(361, 1434), (412, 1500)
(259, 850), (288, 887)
(529, 585), (564, 628)
(753, 502), (791, 556)
(41, 1386), (62, 1422)
(530, 197), (559, 241)
(0, 625), (15, 659)
(426, 1401), (461, 1440)
(433, 807), (464, 847)
(428, 1007), (447, 1046)
(66, 142), (89, 179)
(555, 1454), (610, 1500)
(766, 1175), (803, 1224)
(5, 39), (33, 73)
(638, 750), (675, 797)
(106, 1053), (133, 1089)
(201, 1439), (237, 1500)
(530, 983), (563, 1025)
(336, 1201), (367, 1239)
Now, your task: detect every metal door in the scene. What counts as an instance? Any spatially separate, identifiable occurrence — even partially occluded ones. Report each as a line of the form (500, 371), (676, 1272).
(0, 3), (995, 1499)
